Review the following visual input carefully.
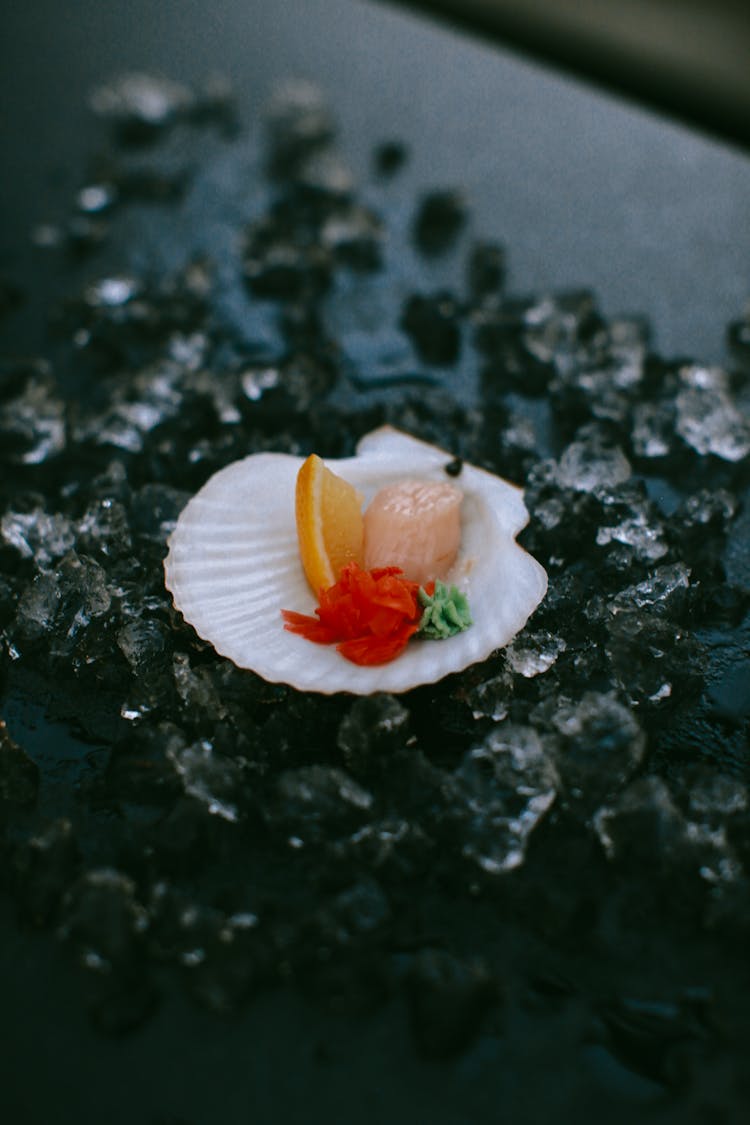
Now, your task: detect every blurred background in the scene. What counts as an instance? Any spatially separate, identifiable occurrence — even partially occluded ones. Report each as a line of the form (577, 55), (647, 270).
(381, 0), (750, 150)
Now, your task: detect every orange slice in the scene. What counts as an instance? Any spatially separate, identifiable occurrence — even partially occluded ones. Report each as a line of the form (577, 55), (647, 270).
(295, 454), (364, 594)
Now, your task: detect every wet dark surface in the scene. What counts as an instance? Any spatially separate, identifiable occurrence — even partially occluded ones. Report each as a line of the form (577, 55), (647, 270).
(2, 3), (750, 1123)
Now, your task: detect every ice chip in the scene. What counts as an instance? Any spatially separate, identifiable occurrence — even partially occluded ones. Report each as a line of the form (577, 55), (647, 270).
(505, 631), (567, 678)
(89, 72), (194, 131)
(556, 435), (631, 493)
(674, 488), (737, 532)
(451, 725), (558, 874)
(172, 652), (227, 720)
(242, 212), (333, 300)
(337, 694), (410, 770)
(0, 365), (66, 464)
(116, 620), (169, 676)
(593, 777), (686, 865)
(59, 868), (148, 970)
(1, 509), (75, 568)
(605, 611), (703, 706)
(84, 275), (140, 309)
(465, 669), (514, 722)
(15, 552), (112, 646)
(609, 563), (691, 615)
(675, 365), (750, 462)
(336, 818), (434, 880)
(270, 766), (373, 844)
(631, 401), (674, 459)
(264, 79), (335, 177)
(596, 511), (669, 562)
(240, 366), (280, 402)
(607, 316), (649, 385)
(547, 691), (645, 817)
(76, 183), (118, 215)
(77, 498), (133, 559)
(320, 204), (382, 269)
(130, 483), (189, 544)
(166, 737), (242, 823)
(523, 289), (603, 372)
(682, 770), (748, 828)
(295, 149), (354, 199)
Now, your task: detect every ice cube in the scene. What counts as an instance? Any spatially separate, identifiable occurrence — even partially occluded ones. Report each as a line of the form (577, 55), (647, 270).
(546, 691), (645, 817)
(240, 366), (280, 402)
(593, 776), (686, 865)
(320, 204), (382, 269)
(672, 489), (737, 535)
(89, 72), (194, 135)
(608, 563), (691, 615)
(605, 611), (703, 706)
(172, 652), (227, 720)
(76, 183), (118, 215)
(116, 619), (170, 677)
(59, 868), (148, 970)
(1, 509), (75, 568)
(129, 483), (189, 544)
(166, 737), (243, 823)
(630, 401), (674, 459)
(522, 289), (603, 369)
(335, 818), (434, 880)
(505, 631), (567, 678)
(465, 668), (514, 722)
(675, 365), (750, 462)
(264, 79), (335, 178)
(242, 213), (333, 300)
(337, 694), (410, 772)
(14, 552), (112, 647)
(84, 275), (141, 309)
(596, 506), (669, 563)
(269, 765), (373, 844)
(0, 363), (66, 465)
(77, 498), (133, 560)
(450, 725), (558, 874)
(556, 433), (632, 493)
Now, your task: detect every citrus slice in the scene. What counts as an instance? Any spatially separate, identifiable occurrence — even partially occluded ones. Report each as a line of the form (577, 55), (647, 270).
(295, 453), (364, 594)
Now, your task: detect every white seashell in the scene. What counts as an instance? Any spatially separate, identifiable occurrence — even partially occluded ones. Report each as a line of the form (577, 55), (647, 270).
(164, 427), (547, 694)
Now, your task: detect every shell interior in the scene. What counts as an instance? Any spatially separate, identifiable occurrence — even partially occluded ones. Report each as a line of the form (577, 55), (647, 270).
(164, 427), (548, 694)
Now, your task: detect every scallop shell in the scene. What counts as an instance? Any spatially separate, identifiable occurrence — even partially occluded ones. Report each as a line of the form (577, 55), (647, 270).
(164, 427), (547, 694)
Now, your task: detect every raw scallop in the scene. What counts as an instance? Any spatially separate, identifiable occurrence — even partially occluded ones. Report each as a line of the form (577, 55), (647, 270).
(363, 478), (462, 584)
(164, 427), (547, 694)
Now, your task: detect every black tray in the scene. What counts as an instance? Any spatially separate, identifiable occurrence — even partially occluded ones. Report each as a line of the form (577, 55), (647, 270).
(2, 3), (750, 1124)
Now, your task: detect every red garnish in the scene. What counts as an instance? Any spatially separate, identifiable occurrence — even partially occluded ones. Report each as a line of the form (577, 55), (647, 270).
(282, 563), (433, 665)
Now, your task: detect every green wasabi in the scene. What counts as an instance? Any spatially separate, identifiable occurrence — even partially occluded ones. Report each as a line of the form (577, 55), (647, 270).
(418, 580), (472, 639)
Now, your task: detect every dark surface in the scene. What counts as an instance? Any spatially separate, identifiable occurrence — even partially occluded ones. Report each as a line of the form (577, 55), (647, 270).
(3, 0), (750, 365)
(1, 4), (750, 1125)
(385, 0), (750, 152)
